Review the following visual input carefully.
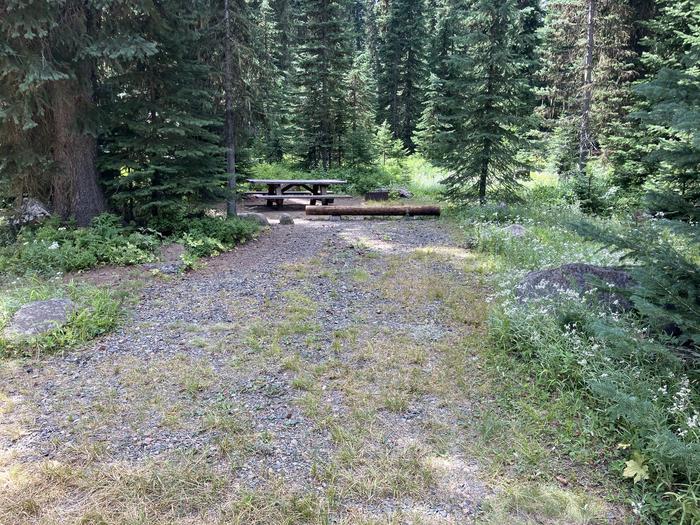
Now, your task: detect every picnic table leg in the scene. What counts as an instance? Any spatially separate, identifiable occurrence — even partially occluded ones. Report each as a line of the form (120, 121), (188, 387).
(310, 184), (319, 206)
(266, 183), (284, 207)
(318, 185), (331, 205)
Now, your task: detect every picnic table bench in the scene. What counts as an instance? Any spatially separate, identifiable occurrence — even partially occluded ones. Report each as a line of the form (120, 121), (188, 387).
(246, 178), (350, 207)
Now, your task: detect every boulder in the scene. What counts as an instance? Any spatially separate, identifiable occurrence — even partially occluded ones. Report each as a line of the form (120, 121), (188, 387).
(502, 224), (528, 238)
(278, 213), (294, 225)
(394, 187), (413, 199)
(3, 299), (76, 339)
(516, 263), (634, 310)
(11, 198), (51, 227)
(238, 212), (270, 226)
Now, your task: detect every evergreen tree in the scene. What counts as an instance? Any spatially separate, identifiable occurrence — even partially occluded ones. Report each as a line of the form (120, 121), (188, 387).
(633, 0), (700, 203)
(0, 1), (156, 225)
(344, 53), (377, 167)
(377, 0), (428, 151)
(424, 0), (537, 203)
(375, 120), (407, 165)
(98, 1), (225, 227)
(254, 0), (288, 161)
(293, 0), (353, 169)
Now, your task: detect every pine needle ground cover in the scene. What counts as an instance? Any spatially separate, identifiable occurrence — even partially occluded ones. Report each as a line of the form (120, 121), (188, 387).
(456, 196), (700, 524)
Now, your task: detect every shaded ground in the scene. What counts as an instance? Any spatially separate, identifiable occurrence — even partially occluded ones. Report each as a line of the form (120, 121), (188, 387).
(0, 216), (620, 524)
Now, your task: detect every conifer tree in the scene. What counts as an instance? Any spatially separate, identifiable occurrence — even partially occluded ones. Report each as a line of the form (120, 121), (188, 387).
(254, 0), (288, 161)
(375, 121), (407, 165)
(0, 1), (157, 225)
(422, 0), (537, 203)
(98, 0), (225, 227)
(344, 53), (377, 167)
(376, 0), (428, 152)
(633, 0), (700, 202)
(293, 0), (353, 169)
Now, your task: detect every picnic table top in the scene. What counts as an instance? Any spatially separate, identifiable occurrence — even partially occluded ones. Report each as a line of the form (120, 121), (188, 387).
(246, 178), (347, 185)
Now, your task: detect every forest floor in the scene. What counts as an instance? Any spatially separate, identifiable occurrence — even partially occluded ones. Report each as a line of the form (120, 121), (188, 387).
(0, 216), (623, 524)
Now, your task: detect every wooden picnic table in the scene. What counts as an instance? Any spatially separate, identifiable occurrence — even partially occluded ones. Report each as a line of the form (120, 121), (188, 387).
(245, 178), (349, 207)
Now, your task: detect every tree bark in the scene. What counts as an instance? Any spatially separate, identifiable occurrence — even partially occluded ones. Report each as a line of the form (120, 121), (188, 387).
(224, 0), (237, 217)
(50, 79), (105, 226)
(578, 0), (595, 174)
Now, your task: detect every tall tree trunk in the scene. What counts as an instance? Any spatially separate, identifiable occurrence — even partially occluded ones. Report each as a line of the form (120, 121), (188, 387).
(224, 0), (237, 217)
(578, 0), (595, 174)
(479, 142), (490, 205)
(51, 79), (105, 226)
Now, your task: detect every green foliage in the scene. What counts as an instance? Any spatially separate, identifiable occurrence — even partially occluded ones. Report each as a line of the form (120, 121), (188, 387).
(0, 214), (159, 275)
(375, 121), (407, 166)
(376, 0), (428, 151)
(181, 217), (259, 258)
(0, 279), (123, 358)
(292, 0), (353, 169)
(98, 1), (226, 226)
(418, 0), (539, 204)
(459, 197), (700, 524)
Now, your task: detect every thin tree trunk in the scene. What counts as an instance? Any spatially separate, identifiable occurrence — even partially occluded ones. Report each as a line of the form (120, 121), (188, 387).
(579, 0), (595, 174)
(479, 143), (490, 205)
(51, 79), (105, 226)
(224, 0), (237, 217)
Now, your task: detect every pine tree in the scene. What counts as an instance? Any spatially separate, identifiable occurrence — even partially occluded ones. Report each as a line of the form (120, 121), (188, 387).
(375, 120), (407, 165)
(254, 0), (288, 161)
(293, 0), (353, 169)
(633, 0), (700, 203)
(0, 1), (157, 225)
(424, 0), (537, 203)
(376, 0), (429, 151)
(98, 0), (225, 228)
(344, 53), (377, 167)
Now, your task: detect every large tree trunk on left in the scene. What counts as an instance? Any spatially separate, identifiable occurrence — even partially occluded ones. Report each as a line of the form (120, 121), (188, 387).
(50, 79), (105, 226)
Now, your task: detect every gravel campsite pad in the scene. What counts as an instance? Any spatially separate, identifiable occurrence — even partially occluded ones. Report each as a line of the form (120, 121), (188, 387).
(0, 218), (614, 524)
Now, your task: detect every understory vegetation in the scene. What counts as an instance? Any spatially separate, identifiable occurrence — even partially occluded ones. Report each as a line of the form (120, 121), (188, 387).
(0, 278), (124, 357)
(456, 181), (700, 524)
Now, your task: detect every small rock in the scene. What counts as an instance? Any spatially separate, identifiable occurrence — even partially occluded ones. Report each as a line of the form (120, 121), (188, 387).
(3, 298), (77, 339)
(279, 213), (294, 225)
(11, 197), (51, 227)
(502, 223), (528, 238)
(238, 212), (270, 226)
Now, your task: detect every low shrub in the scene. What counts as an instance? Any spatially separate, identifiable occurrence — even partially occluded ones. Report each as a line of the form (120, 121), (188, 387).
(181, 217), (259, 258)
(0, 214), (160, 275)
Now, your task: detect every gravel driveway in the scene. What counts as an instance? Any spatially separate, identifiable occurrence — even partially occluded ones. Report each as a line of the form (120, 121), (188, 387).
(1, 216), (493, 524)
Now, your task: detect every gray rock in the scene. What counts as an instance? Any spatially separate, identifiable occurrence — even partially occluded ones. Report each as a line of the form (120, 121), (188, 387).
(3, 299), (77, 339)
(502, 224), (528, 238)
(278, 213), (294, 225)
(394, 187), (413, 199)
(11, 198), (51, 227)
(143, 262), (183, 275)
(516, 263), (634, 310)
(238, 212), (270, 226)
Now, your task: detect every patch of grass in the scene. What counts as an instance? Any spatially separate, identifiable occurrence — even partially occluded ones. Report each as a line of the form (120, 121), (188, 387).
(0, 277), (125, 358)
(0, 453), (228, 524)
(479, 483), (609, 525)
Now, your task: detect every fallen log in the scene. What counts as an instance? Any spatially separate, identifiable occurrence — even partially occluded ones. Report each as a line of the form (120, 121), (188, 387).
(305, 205), (441, 216)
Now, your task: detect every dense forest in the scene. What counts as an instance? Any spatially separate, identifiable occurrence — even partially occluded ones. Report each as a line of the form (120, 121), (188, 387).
(1, 2), (699, 524)
(1, 0), (697, 224)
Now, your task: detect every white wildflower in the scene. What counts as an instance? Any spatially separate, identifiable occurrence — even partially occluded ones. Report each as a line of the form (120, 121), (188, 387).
(48, 241), (59, 250)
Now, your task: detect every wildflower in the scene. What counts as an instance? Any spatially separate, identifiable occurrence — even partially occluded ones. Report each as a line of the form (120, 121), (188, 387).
(48, 241), (59, 250)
